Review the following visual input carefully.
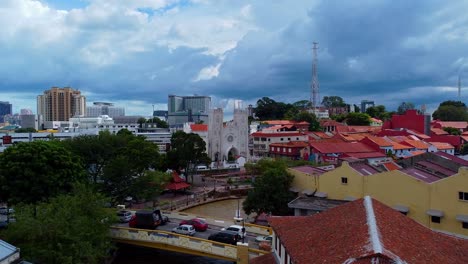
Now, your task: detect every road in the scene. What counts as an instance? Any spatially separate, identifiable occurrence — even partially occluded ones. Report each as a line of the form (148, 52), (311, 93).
(117, 218), (261, 248)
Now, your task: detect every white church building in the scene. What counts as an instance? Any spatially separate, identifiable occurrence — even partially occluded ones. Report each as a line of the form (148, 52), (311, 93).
(207, 103), (249, 168)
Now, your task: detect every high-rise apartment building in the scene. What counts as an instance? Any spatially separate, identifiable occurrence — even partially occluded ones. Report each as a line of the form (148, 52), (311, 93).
(86, 102), (125, 117)
(167, 95), (211, 126)
(37, 87), (86, 121)
(0, 101), (12, 123)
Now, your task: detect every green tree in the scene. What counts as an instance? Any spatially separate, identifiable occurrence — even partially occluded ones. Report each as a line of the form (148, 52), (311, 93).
(2, 184), (115, 264)
(443, 127), (461, 135)
(254, 97), (295, 120)
(365, 105), (391, 120)
(345, 112), (371, 126)
(14, 127), (37, 133)
(432, 101), (468, 121)
(137, 117), (147, 128)
(291, 111), (321, 131)
(148, 117), (169, 128)
(132, 170), (171, 206)
(167, 131), (211, 183)
(291, 100), (311, 110)
(460, 143), (468, 155)
(397, 102), (416, 114)
(0, 141), (86, 205)
(243, 160), (294, 216)
(321, 96), (346, 107)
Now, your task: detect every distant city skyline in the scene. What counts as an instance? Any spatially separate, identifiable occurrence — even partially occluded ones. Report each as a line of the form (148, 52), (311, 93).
(1, 1), (468, 116)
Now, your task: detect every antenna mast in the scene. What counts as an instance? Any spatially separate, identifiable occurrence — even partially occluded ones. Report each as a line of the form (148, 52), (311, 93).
(311, 42), (319, 109)
(458, 76), (462, 101)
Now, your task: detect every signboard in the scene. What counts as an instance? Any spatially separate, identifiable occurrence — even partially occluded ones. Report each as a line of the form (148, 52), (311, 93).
(2, 135), (12, 144)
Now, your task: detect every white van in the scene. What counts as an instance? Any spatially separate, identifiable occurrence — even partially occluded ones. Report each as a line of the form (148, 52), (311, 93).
(196, 165), (208, 171)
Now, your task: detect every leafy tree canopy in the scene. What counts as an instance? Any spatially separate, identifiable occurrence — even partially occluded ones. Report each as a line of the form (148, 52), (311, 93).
(440, 100), (466, 108)
(432, 105), (468, 121)
(1, 184), (115, 264)
(321, 96), (346, 107)
(148, 117), (169, 128)
(291, 100), (311, 110)
(14, 127), (37, 133)
(243, 159), (294, 216)
(0, 141), (86, 204)
(254, 97), (295, 120)
(167, 131), (210, 182)
(443, 127), (461, 135)
(345, 112), (371, 126)
(397, 102), (416, 114)
(291, 111), (321, 131)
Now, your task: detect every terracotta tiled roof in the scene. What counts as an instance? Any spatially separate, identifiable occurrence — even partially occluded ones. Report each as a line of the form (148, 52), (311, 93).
(268, 197), (468, 264)
(190, 124), (208, 132)
(382, 162), (400, 171)
(431, 128), (449, 135)
(429, 142), (454, 150)
(403, 140), (430, 149)
(310, 142), (375, 154)
(365, 136), (393, 147)
(344, 152), (386, 159)
(391, 142), (413, 150)
(251, 132), (304, 137)
(270, 141), (309, 148)
(249, 253), (276, 264)
(433, 121), (468, 129)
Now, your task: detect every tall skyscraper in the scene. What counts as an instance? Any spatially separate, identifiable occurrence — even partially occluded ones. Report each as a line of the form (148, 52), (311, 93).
(167, 95), (211, 126)
(37, 87), (86, 121)
(86, 102), (125, 117)
(0, 101), (12, 123)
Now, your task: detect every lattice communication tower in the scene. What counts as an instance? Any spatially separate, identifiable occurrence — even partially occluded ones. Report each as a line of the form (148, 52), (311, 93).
(310, 42), (320, 109)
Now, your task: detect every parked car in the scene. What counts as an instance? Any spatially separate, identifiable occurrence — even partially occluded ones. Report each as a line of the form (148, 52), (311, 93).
(172, 224), (196, 236)
(221, 225), (246, 238)
(208, 230), (240, 245)
(255, 235), (273, 243)
(0, 207), (14, 215)
(179, 218), (208, 231)
(117, 210), (132, 223)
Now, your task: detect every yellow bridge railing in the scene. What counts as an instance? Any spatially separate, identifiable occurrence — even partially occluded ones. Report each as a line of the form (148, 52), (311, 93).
(110, 226), (269, 263)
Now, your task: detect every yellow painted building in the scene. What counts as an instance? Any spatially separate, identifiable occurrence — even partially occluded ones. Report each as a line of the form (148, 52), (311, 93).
(289, 161), (468, 237)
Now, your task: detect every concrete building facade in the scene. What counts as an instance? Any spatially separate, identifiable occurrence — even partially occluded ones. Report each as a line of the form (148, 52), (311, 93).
(86, 102), (124, 118)
(167, 95), (210, 126)
(37, 87), (86, 122)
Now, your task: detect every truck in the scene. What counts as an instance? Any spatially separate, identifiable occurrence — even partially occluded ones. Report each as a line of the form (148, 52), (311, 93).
(129, 209), (166, 229)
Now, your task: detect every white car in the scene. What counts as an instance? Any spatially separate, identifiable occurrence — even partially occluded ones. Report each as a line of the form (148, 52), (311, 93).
(221, 225), (246, 238)
(172, 224), (196, 236)
(0, 207), (14, 215)
(255, 235), (273, 243)
(117, 210), (132, 223)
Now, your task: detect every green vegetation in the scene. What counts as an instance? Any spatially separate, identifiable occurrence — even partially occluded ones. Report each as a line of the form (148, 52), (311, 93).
(432, 101), (468, 121)
(14, 127), (37, 133)
(0, 128), (209, 262)
(345, 112), (371, 126)
(443, 127), (461, 135)
(166, 130), (211, 183)
(243, 159), (294, 216)
(0, 141), (86, 204)
(1, 184), (115, 264)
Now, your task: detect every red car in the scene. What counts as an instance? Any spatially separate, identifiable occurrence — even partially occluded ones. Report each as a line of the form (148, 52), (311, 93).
(179, 218), (208, 231)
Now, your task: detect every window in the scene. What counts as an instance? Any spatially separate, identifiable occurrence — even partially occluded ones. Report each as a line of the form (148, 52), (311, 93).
(431, 216), (441, 223)
(280, 138), (284, 141)
(463, 222), (468, 229)
(341, 177), (348, 184)
(459, 192), (468, 201)
(288, 138), (291, 141)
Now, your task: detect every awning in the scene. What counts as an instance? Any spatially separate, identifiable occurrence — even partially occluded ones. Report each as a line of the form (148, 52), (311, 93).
(344, 196), (357, 201)
(393, 205), (409, 213)
(426, 209), (444, 217)
(302, 189), (314, 196)
(456, 214), (468, 222)
(314, 192), (328, 198)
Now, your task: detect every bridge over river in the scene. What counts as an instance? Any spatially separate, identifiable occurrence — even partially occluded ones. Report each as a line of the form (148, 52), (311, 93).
(110, 210), (272, 264)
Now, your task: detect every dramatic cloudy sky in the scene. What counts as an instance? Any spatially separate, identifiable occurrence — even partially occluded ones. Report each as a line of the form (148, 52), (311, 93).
(1, 0), (468, 116)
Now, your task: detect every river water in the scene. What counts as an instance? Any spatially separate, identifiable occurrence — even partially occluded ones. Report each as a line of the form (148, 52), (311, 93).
(113, 198), (247, 264)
